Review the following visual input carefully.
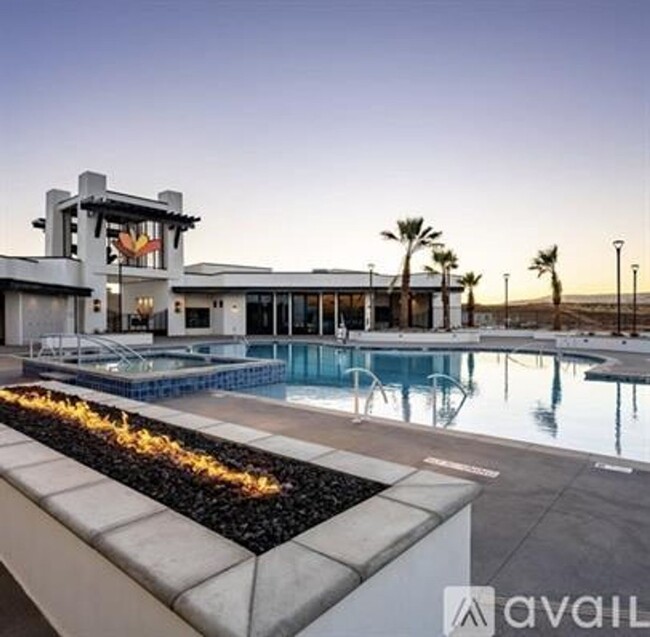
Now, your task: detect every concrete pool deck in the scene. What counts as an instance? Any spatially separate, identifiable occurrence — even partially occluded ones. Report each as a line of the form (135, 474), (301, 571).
(1, 337), (650, 635)
(157, 390), (650, 635)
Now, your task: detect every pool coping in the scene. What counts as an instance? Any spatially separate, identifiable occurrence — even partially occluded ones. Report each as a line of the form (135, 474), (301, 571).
(20, 355), (286, 402)
(19, 352), (281, 382)
(0, 380), (481, 637)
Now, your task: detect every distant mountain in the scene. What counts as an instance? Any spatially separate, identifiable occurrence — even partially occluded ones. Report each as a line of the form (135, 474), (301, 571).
(511, 292), (650, 305)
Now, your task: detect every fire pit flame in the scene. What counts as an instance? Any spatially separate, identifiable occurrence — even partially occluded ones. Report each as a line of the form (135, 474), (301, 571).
(0, 389), (281, 498)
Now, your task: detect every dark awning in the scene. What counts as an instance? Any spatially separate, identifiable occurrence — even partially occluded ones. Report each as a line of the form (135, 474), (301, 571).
(80, 197), (200, 229)
(0, 279), (92, 297)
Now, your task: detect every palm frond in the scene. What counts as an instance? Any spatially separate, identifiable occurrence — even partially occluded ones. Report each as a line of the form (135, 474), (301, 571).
(381, 230), (399, 241)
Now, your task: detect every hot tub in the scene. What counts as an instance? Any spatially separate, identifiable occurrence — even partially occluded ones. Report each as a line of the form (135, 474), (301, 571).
(22, 352), (285, 401)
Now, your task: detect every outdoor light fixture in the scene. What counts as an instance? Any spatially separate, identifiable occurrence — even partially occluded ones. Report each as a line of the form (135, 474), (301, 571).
(631, 263), (640, 337)
(174, 300), (183, 314)
(612, 239), (624, 335)
(92, 298), (102, 313)
(503, 273), (510, 329)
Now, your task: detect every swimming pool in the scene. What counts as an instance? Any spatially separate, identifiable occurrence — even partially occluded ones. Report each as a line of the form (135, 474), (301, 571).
(194, 342), (650, 462)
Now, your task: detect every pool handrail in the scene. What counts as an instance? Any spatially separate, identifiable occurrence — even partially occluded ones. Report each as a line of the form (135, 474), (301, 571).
(427, 373), (469, 427)
(90, 334), (147, 364)
(344, 367), (388, 423)
(35, 333), (146, 367)
(234, 335), (250, 349)
(506, 340), (556, 369)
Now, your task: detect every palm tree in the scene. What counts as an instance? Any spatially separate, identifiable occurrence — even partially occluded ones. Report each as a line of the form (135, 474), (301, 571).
(460, 271), (482, 327)
(381, 217), (442, 328)
(529, 245), (562, 331)
(426, 248), (458, 330)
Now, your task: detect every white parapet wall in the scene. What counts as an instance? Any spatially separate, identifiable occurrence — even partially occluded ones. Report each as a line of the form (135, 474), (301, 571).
(478, 328), (538, 339)
(556, 334), (650, 354)
(0, 381), (481, 637)
(0, 479), (201, 637)
(299, 506), (471, 637)
(349, 330), (481, 345)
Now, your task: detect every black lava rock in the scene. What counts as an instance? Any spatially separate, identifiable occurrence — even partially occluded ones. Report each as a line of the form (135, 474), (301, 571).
(0, 386), (385, 554)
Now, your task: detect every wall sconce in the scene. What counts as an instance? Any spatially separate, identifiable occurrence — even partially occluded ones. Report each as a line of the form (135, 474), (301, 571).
(93, 298), (102, 313)
(174, 300), (183, 314)
(231, 303), (239, 313)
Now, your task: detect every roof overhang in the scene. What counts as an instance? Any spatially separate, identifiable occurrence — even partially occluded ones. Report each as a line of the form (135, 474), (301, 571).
(0, 279), (92, 297)
(172, 286), (462, 294)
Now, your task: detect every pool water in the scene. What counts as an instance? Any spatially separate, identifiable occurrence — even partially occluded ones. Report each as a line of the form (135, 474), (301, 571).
(194, 342), (650, 462)
(82, 356), (213, 374)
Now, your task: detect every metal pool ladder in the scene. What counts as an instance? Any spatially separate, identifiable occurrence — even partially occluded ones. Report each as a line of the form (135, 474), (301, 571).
(428, 373), (469, 427)
(34, 333), (146, 368)
(344, 367), (388, 423)
(506, 340), (550, 367)
(235, 335), (250, 348)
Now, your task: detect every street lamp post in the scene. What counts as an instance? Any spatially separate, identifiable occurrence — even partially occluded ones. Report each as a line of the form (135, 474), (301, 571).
(503, 273), (510, 329)
(631, 263), (639, 336)
(612, 240), (624, 336)
(367, 263), (375, 331)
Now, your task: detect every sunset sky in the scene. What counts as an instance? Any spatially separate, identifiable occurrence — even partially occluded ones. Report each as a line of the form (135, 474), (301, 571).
(0, 0), (648, 303)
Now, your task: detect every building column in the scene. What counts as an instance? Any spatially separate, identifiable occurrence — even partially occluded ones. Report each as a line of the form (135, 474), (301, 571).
(364, 292), (372, 331)
(288, 293), (293, 336)
(45, 189), (71, 257)
(334, 293), (339, 329)
(272, 292), (277, 336)
(318, 293), (324, 336)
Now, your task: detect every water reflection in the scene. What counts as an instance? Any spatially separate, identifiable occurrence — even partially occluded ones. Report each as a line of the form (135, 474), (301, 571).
(401, 384), (412, 423)
(200, 343), (649, 462)
(531, 355), (563, 437)
(465, 352), (479, 397)
(615, 381), (621, 456)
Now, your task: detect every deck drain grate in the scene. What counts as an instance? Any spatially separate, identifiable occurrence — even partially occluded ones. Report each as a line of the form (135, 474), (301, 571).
(424, 456), (500, 479)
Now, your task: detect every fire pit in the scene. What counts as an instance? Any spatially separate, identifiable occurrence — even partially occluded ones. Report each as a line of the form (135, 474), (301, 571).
(1, 382), (481, 637)
(0, 385), (384, 553)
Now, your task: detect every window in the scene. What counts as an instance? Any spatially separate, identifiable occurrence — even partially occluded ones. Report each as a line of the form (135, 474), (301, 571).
(337, 293), (365, 330)
(276, 293), (289, 335)
(185, 307), (210, 329)
(322, 293), (335, 334)
(135, 296), (154, 317)
(292, 293), (320, 335)
(246, 293), (273, 335)
(411, 293), (432, 328)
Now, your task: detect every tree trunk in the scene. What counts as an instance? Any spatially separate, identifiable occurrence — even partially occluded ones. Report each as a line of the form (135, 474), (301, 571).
(552, 272), (562, 331)
(400, 258), (411, 329)
(468, 289), (475, 327)
(553, 302), (561, 331)
(442, 269), (450, 331)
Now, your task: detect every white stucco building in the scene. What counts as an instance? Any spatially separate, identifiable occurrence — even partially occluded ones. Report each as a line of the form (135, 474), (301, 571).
(0, 172), (463, 345)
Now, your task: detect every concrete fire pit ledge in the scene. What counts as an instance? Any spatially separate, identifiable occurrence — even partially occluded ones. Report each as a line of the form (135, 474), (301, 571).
(0, 381), (481, 637)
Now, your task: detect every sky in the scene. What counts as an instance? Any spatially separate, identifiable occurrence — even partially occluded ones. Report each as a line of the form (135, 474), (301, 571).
(0, 0), (648, 303)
